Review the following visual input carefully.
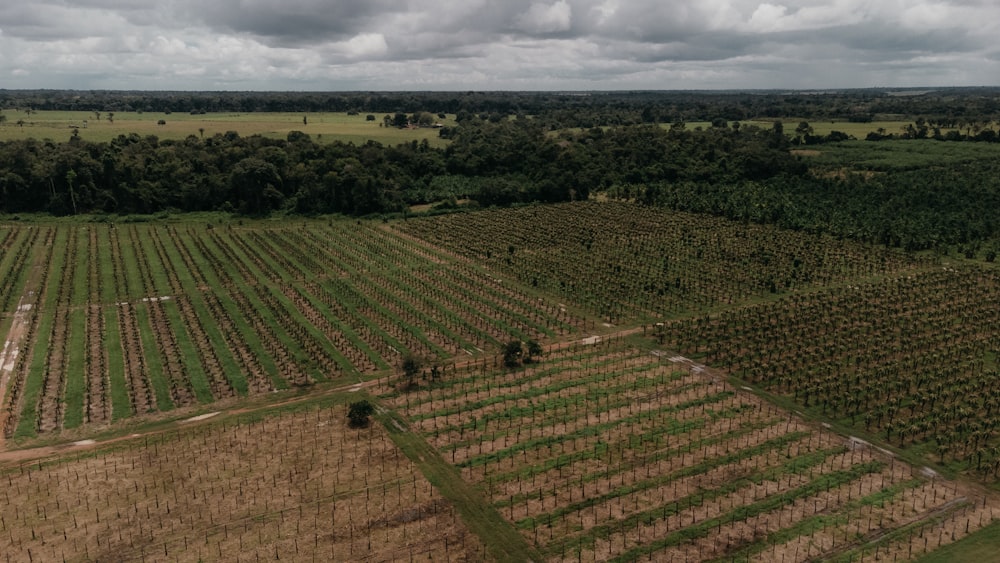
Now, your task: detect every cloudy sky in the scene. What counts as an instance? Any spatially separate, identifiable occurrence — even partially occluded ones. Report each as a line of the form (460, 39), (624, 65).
(1, 0), (997, 91)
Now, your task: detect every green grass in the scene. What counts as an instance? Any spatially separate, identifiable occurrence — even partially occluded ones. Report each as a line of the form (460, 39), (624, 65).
(103, 306), (131, 421)
(132, 304), (174, 412)
(61, 308), (87, 429)
(13, 309), (52, 439)
(376, 402), (544, 563)
(914, 518), (1000, 563)
(156, 228), (250, 395)
(605, 460), (886, 562)
(0, 110), (454, 147)
(161, 299), (214, 403)
(800, 139), (1000, 171)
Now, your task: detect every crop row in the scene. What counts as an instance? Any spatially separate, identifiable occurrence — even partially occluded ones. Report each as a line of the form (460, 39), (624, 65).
(0, 402), (486, 562)
(378, 338), (988, 560)
(660, 266), (1000, 476)
(0, 221), (586, 437)
(396, 201), (932, 322)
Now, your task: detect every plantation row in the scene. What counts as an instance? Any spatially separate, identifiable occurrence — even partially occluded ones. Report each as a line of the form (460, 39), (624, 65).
(0, 221), (586, 438)
(376, 338), (992, 561)
(396, 201), (933, 322)
(660, 265), (1000, 479)
(0, 401), (486, 562)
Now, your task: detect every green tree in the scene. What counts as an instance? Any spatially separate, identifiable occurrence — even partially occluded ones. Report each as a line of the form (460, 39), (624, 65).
(794, 121), (813, 144)
(347, 400), (375, 428)
(503, 340), (523, 368)
(401, 353), (423, 389)
(524, 339), (543, 363)
(65, 169), (78, 215)
(230, 157), (283, 215)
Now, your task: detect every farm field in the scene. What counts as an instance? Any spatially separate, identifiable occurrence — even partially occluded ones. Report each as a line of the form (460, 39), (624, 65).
(0, 398), (487, 562)
(660, 265), (1000, 479)
(3, 202), (1000, 561)
(395, 201), (933, 322)
(376, 337), (997, 561)
(685, 120), (927, 138)
(0, 110), (454, 147)
(0, 220), (585, 441)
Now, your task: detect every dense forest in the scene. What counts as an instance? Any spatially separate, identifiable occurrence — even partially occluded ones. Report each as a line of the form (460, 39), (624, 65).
(2, 89), (1000, 252)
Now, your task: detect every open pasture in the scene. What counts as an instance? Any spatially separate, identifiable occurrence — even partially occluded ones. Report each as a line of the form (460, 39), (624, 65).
(0, 220), (584, 441)
(0, 110), (454, 147)
(396, 201), (932, 323)
(376, 337), (995, 561)
(0, 400), (486, 562)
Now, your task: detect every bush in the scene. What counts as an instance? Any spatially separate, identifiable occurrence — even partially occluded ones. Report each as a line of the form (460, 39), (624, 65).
(347, 400), (375, 428)
(503, 340), (523, 368)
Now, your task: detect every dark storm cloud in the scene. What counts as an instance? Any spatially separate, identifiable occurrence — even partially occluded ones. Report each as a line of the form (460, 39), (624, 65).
(0, 0), (998, 90)
(194, 0), (398, 44)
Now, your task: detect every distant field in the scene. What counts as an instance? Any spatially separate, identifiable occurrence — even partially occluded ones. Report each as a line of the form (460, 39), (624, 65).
(0, 110), (455, 147)
(794, 139), (1000, 171)
(685, 119), (958, 138)
(395, 201), (931, 322)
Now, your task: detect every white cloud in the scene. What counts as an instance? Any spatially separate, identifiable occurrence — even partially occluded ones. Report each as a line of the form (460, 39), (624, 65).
(516, 1), (572, 34)
(747, 3), (789, 32)
(337, 33), (389, 59)
(0, 0), (996, 90)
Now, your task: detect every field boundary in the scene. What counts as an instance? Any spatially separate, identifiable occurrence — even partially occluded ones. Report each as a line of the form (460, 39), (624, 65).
(377, 404), (544, 562)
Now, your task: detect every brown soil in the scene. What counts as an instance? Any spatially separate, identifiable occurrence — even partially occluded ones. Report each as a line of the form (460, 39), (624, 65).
(0, 403), (485, 562)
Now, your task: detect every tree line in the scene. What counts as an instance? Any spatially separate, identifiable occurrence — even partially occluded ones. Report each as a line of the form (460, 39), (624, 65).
(2, 112), (1000, 252)
(3, 88), (999, 128)
(0, 115), (804, 217)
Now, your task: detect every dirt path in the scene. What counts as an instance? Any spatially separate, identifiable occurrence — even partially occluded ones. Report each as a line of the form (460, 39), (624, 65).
(0, 321), (651, 466)
(0, 296), (34, 450)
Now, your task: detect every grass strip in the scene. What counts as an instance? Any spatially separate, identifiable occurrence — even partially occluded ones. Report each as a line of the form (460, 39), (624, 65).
(709, 478), (923, 562)
(457, 391), (734, 469)
(513, 430), (812, 524)
(603, 460), (886, 562)
(487, 414), (780, 488)
(61, 307), (87, 428)
(103, 306), (131, 421)
(377, 403), (544, 563)
(433, 372), (693, 450)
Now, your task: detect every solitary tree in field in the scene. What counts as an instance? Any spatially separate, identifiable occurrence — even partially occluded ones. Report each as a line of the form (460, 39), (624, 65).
(794, 121), (813, 144)
(347, 400), (375, 428)
(503, 340), (524, 368)
(401, 353), (423, 389)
